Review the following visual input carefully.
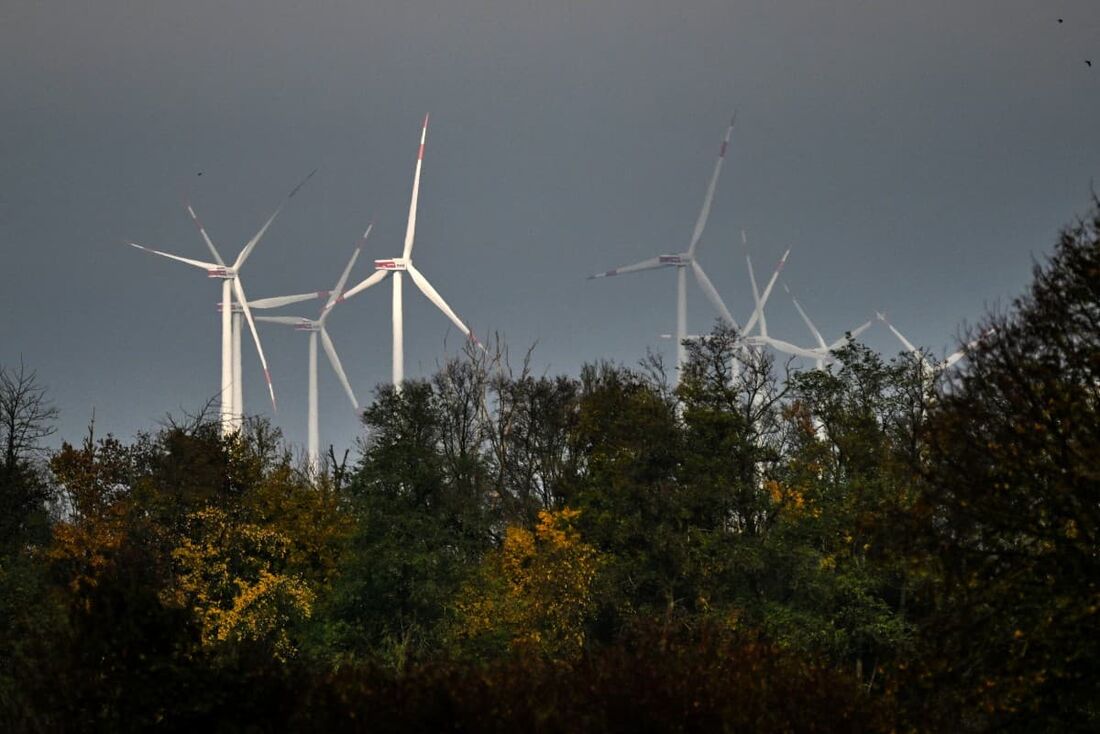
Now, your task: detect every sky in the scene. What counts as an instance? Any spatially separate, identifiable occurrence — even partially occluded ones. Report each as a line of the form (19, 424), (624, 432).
(2, 0), (1098, 457)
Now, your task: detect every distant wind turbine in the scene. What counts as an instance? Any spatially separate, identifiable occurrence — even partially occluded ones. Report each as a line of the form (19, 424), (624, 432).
(222, 289), (337, 424)
(127, 170), (315, 433)
(339, 115), (480, 387)
(876, 312), (991, 376)
(750, 282), (872, 369)
(588, 116), (739, 383)
(256, 227), (370, 470)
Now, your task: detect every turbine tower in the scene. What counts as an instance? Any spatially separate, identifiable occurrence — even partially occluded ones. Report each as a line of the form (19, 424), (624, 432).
(221, 288), (335, 425)
(588, 115), (738, 383)
(127, 171), (314, 433)
(256, 228), (369, 470)
(340, 115), (479, 387)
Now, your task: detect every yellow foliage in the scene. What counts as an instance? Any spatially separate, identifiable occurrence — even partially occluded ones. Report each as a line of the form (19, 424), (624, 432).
(47, 506), (128, 597)
(767, 480), (821, 519)
(455, 507), (600, 659)
(166, 507), (315, 660)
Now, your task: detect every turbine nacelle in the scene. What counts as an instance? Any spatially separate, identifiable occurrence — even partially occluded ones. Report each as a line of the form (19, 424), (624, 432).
(207, 266), (237, 279)
(374, 258), (409, 271)
(658, 254), (691, 266)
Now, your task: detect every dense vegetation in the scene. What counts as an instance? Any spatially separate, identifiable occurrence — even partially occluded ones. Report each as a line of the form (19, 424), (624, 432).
(1, 204), (1097, 732)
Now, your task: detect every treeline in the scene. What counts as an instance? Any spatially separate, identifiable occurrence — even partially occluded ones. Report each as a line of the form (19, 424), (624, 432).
(1, 204), (1098, 732)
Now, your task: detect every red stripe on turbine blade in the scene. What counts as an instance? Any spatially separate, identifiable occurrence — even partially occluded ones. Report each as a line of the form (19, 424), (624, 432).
(719, 141), (727, 157)
(264, 369), (273, 385)
(418, 143), (425, 160)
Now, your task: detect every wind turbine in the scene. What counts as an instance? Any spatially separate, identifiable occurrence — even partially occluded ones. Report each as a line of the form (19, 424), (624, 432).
(876, 312), (990, 376)
(749, 282), (873, 369)
(256, 227), (369, 470)
(658, 243), (789, 360)
(339, 115), (480, 387)
(588, 116), (738, 383)
(127, 170), (315, 433)
(220, 288), (334, 425)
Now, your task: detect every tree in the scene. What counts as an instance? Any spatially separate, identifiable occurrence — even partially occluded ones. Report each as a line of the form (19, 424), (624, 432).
(452, 507), (601, 659)
(912, 200), (1100, 729)
(764, 343), (923, 683)
(0, 361), (58, 548)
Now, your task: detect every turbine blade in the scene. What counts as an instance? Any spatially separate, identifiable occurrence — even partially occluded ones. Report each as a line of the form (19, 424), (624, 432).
(320, 326), (359, 409)
(233, 278), (277, 413)
(687, 113), (736, 256)
(406, 263), (477, 343)
(127, 242), (219, 271)
(232, 208), (282, 271)
(827, 320), (873, 350)
(323, 233), (367, 313)
(288, 168), (318, 199)
(402, 115), (429, 260)
(338, 269), (390, 304)
(877, 313), (919, 354)
(942, 350), (966, 369)
(254, 316), (313, 326)
(746, 335), (822, 360)
(587, 256), (670, 279)
(758, 249), (790, 311)
(233, 169), (317, 270)
(184, 201), (226, 266)
(690, 260), (738, 330)
(249, 292), (328, 310)
(790, 294), (828, 349)
(741, 254), (767, 337)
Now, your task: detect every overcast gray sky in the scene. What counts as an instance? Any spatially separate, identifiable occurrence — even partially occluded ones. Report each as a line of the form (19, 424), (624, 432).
(2, 0), (1098, 455)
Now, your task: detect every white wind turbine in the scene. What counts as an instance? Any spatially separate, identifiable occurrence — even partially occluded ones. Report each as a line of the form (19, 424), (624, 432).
(338, 115), (480, 387)
(222, 288), (337, 425)
(588, 116), (738, 383)
(256, 227), (370, 470)
(127, 171), (315, 433)
(876, 312), (989, 376)
(748, 282), (873, 369)
(658, 243), (789, 357)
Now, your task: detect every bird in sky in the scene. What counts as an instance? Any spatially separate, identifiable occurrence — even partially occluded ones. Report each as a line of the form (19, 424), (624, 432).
(1087, 60), (1093, 67)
